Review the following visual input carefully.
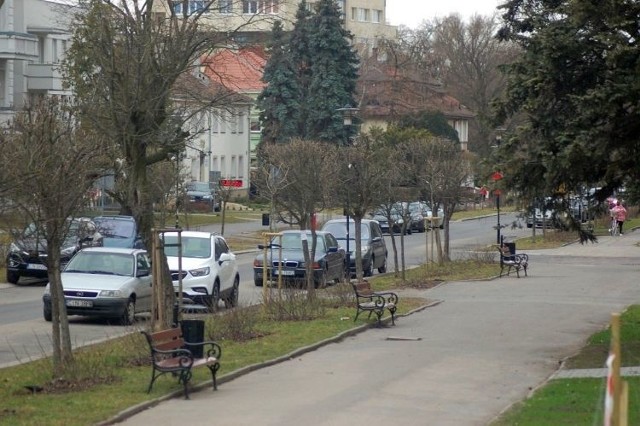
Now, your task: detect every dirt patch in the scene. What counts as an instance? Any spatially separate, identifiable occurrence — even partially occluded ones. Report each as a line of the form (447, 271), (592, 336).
(18, 375), (121, 395)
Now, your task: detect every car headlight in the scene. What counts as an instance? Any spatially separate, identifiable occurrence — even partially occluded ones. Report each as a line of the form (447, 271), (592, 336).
(361, 245), (370, 255)
(43, 284), (50, 295)
(189, 267), (210, 277)
(99, 289), (123, 297)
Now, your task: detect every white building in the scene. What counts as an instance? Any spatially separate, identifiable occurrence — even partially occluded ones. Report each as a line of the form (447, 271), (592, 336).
(0, 0), (71, 123)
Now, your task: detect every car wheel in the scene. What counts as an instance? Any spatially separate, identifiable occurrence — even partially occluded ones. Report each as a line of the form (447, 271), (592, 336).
(120, 298), (135, 326)
(378, 256), (387, 274)
(6, 270), (19, 285)
(334, 264), (344, 284)
(364, 257), (374, 277)
(207, 281), (221, 311)
(314, 268), (327, 289)
(225, 276), (240, 309)
(43, 306), (52, 322)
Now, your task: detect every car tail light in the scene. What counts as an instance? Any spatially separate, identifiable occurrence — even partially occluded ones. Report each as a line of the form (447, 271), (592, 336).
(253, 259), (262, 267)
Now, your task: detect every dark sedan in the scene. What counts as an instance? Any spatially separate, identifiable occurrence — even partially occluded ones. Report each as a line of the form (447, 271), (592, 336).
(253, 230), (345, 288)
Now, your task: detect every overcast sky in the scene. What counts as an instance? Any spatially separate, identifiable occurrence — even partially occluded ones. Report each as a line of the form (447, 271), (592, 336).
(386, 0), (504, 28)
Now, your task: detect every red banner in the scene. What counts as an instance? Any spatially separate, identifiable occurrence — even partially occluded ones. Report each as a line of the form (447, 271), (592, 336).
(220, 179), (243, 187)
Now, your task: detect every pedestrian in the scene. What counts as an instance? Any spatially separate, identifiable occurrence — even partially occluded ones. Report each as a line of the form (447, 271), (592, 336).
(610, 200), (627, 235)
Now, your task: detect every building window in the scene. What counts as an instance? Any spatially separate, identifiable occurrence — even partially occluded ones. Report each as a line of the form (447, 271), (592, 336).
(243, 0), (278, 14)
(238, 155), (244, 178)
(220, 110), (226, 133)
(250, 118), (261, 133)
(173, 0), (208, 15)
(372, 10), (382, 23)
(219, 0), (232, 13)
(351, 8), (369, 22)
(238, 111), (245, 133)
(231, 155), (237, 178)
(220, 156), (226, 176)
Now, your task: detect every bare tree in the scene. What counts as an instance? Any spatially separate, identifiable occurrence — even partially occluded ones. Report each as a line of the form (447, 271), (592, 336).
(0, 98), (108, 376)
(333, 129), (396, 282)
(410, 138), (471, 261)
(62, 0), (253, 329)
(260, 139), (335, 293)
(430, 14), (521, 155)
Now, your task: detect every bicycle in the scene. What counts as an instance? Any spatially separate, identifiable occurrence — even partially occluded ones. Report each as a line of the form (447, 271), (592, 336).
(609, 216), (619, 236)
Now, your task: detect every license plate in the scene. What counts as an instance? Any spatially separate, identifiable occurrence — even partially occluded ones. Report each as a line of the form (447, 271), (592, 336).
(66, 299), (92, 308)
(274, 270), (295, 276)
(27, 263), (47, 271)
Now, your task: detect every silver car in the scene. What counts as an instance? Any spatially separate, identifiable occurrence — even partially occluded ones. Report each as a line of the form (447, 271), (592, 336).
(42, 247), (152, 325)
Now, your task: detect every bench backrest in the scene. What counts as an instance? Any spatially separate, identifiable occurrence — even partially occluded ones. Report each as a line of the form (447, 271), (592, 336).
(147, 328), (185, 352)
(353, 281), (373, 296)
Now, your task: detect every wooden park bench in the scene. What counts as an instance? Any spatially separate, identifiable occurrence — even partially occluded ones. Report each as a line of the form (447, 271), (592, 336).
(352, 280), (399, 326)
(496, 244), (529, 278)
(141, 327), (221, 399)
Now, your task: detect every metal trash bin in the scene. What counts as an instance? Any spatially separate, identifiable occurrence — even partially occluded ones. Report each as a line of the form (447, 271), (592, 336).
(502, 241), (516, 261)
(180, 319), (205, 358)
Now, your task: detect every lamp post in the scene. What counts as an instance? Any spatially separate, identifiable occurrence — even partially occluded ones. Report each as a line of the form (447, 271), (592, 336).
(491, 171), (504, 244)
(337, 105), (359, 280)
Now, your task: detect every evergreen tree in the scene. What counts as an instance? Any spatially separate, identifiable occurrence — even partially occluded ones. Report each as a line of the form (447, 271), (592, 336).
(257, 20), (300, 144)
(394, 111), (460, 143)
(495, 0), (640, 200)
(258, 0), (359, 144)
(304, 0), (359, 143)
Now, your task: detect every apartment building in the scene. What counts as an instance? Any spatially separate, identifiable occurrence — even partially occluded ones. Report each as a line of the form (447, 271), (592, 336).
(0, 0), (71, 123)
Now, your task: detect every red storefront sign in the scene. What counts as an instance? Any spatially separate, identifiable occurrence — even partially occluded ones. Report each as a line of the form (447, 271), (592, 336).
(220, 179), (243, 187)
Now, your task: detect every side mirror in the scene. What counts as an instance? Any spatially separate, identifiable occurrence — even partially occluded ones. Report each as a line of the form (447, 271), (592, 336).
(328, 246), (338, 253)
(136, 268), (150, 277)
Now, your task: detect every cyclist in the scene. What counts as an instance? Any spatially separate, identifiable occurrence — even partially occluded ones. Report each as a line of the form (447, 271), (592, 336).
(610, 200), (627, 235)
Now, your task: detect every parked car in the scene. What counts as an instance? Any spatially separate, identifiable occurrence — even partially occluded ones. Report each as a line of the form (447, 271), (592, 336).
(42, 247), (153, 325)
(253, 230), (345, 288)
(6, 217), (102, 284)
(526, 208), (560, 228)
(185, 181), (220, 212)
(370, 203), (411, 234)
(93, 215), (144, 249)
(321, 218), (387, 277)
(162, 231), (239, 309)
(408, 201), (428, 233)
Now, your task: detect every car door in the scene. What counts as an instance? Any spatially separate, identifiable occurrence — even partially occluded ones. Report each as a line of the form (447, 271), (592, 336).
(369, 222), (386, 269)
(134, 252), (153, 312)
(214, 237), (234, 292)
(322, 233), (343, 279)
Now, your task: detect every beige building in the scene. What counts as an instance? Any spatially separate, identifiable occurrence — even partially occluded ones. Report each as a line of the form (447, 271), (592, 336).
(154, 0), (397, 47)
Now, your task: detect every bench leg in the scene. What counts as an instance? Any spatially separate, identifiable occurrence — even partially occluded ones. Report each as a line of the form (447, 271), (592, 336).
(179, 369), (192, 399)
(207, 363), (220, 391)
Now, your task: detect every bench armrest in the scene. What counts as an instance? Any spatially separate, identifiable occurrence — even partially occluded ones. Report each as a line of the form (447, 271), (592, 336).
(372, 291), (399, 305)
(183, 340), (222, 360)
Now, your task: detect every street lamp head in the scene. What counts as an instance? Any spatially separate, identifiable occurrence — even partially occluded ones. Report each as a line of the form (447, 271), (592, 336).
(337, 105), (359, 126)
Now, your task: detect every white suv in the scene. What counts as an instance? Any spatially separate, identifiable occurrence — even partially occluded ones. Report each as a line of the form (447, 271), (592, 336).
(162, 231), (239, 310)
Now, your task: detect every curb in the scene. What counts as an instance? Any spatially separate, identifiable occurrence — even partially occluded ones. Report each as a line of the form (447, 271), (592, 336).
(98, 298), (443, 426)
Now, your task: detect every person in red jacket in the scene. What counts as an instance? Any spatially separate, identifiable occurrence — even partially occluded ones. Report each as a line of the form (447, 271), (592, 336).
(610, 200), (628, 235)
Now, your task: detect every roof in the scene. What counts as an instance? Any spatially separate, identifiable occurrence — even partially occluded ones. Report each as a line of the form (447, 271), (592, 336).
(202, 48), (267, 93)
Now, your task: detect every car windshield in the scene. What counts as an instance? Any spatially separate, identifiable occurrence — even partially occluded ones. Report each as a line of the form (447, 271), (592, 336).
(276, 233), (326, 251)
(22, 219), (87, 245)
(322, 222), (370, 240)
(187, 182), (210, 193)
(163, 236), (211, 258)
(65, 251), (134, 276)
(94, 218), (135, 238)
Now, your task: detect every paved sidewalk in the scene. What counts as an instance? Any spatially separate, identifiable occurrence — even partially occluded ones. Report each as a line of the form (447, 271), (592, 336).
(110, 231), (640, 426)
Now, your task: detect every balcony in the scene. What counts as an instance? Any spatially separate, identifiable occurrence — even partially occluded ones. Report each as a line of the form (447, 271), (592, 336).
(27, 63), (66, 92)
(0, 32), (38, 60)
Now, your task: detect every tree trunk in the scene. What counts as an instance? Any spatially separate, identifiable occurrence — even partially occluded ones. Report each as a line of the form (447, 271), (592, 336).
(47, 246), (74, 376)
